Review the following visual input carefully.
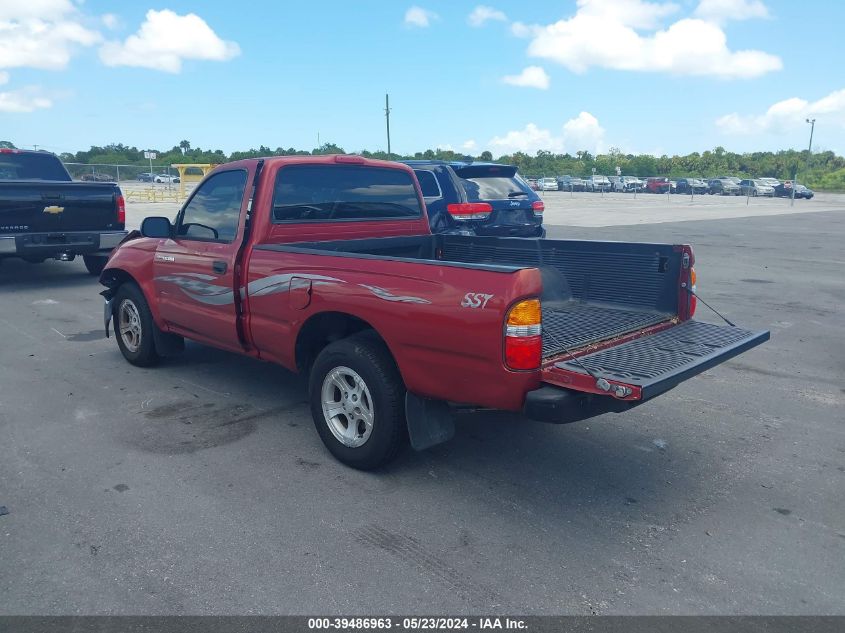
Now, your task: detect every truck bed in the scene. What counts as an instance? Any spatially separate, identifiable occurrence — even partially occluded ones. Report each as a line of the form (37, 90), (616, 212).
(258, 233), (682, 360)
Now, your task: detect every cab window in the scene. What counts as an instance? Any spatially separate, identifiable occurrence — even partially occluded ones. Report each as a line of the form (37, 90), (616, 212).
(177, 170), (247, 242)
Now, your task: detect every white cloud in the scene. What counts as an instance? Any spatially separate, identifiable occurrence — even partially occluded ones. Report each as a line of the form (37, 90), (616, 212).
(490, 123), (564, 155)
(0, 1), (102, 71)
(462, 139), (477, 151)
(404, 6), (438, 28)
(468, 5), (507, 27)
(487, 112), (606, 156)
(0, 71), (8, 86)
(694, 0), (769, 23)
(99, 9), (241, 73)
(562, 111), (606, 152)
(716, 89), (845, 135)
(570, 0), (680, 30)
(0, 86), (52, 113)
(502, 66), (550, 90)
(101, 13), (120, 30)
(513, 0), (781, 79)
(0, 0), (76, 21)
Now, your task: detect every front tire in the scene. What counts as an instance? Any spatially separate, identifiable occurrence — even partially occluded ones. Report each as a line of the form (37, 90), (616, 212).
(309, 333), (407, 470)
(83, 255), (108, 276)
(113, 283), (159, 367)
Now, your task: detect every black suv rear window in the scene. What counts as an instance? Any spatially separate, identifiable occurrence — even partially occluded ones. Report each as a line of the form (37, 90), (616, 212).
(272, 165), (423, 222)
(0, 152), (71, 181)
(459, 175), (530, 201)
(453, 166), (529, 202)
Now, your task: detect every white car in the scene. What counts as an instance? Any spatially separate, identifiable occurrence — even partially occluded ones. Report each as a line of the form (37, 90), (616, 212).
(154, 174), (180, 184)
(586, 175), (611, 192)
(540, 177), (558, 191)
(619, 176), (643, 192)
(740, 179), (775, 197)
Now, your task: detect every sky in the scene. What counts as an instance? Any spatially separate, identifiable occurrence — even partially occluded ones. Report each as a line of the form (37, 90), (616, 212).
(2, 0), (844, 158)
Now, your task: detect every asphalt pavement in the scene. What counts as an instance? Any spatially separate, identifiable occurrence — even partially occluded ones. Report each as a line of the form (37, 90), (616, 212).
(1, 207), (843, 615)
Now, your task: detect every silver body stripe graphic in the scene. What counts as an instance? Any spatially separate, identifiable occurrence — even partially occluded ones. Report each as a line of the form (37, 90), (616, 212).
(154, 273), (429, 306)
(358, 284), (431, 304)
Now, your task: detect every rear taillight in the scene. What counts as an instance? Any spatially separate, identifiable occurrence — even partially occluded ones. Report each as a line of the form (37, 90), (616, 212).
(447, 202), (492, 221)
(689, 268), (697, 317)
(115, 193), (126, 225)
(531, 200), (544, 217)
(505, 298), (542, 370)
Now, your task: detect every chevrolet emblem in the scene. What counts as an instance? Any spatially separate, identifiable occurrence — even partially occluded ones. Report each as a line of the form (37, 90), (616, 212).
(43, 205), (65, 214)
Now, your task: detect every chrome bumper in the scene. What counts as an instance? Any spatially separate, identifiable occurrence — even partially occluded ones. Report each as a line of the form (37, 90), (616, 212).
(0, 231), (127, 256)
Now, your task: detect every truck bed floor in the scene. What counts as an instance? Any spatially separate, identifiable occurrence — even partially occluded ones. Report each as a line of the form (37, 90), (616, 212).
(542, 302), (669, 358)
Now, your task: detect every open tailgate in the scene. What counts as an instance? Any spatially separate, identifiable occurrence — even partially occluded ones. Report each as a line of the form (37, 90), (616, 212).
(542, 320), (770, 401)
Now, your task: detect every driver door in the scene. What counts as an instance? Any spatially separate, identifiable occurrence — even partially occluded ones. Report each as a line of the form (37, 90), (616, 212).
(152, 168), (250, 352)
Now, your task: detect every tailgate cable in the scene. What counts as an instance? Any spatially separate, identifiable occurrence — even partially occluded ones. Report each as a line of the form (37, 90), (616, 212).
(682, 285), (736, 327)
(544, 328), (631, 398)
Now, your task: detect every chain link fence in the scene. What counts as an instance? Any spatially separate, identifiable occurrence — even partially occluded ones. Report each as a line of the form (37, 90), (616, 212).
(63, 162), (180, 183)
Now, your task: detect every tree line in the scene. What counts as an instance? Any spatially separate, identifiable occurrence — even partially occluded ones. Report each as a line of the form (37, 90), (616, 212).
(3, 139), (844, 190)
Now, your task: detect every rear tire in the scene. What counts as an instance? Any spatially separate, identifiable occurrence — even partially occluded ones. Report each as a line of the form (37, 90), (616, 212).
(83, 255), (108, 276)
(309, 333), (407, 470)
(113, 283), (159, 367)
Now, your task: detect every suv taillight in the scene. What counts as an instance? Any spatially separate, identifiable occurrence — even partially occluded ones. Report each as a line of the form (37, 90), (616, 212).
(447, 202), (492, 221)
(531, 200), (544, 217)
(115, 193), (126, 225)
(505, 298), (542, 370)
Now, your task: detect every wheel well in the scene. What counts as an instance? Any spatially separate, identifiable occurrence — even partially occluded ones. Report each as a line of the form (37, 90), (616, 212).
(295, 312), (386, 374)
(100, 267), (139, 296)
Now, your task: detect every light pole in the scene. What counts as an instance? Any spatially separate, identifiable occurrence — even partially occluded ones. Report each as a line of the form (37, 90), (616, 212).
(793, 118), (815, 206)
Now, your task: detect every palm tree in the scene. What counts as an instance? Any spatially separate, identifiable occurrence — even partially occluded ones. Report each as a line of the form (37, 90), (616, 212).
(179, 140), (191, 155)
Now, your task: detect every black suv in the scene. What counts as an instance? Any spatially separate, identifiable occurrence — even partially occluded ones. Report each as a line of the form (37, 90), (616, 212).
(402, 160), (545, 237)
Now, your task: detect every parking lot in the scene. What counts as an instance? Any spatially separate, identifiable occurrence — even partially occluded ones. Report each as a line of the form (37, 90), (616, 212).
(1, 196), (843, 614)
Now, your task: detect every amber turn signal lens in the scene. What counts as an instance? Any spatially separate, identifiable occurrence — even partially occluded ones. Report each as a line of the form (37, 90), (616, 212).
(507, 299), (541, 326)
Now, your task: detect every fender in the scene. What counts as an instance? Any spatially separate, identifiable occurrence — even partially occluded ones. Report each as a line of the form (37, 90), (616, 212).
(99, 238), (165, 330)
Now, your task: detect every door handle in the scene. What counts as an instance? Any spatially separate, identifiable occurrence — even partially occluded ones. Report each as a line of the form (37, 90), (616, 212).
(212, 260), (227, 275)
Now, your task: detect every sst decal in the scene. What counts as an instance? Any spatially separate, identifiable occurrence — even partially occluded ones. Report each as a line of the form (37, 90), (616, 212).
(154, 272), (429, 306)
(461, 293), (494, 309)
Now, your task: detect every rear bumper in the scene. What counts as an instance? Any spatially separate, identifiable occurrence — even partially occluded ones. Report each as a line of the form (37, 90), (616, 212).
(523, 385), (637, 424)
(474, 223), (544, 238)
(0, 231), (126, 258)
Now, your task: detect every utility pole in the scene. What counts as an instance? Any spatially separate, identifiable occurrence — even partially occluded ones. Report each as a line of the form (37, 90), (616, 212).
(385, 93), (392, 159)
(807, 118), (816, 154)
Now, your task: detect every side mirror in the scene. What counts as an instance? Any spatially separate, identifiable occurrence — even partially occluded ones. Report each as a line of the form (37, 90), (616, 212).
(141, 216), (173, 238)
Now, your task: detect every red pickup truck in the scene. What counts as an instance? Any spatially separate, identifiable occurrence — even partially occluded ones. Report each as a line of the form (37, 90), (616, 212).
(100, 155), (768, 469)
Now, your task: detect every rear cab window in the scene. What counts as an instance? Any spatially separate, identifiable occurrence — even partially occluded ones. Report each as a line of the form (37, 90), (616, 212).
(272, 165), (423, 223)
(0, 152), (72, 181)
(453, 165), (531, 202)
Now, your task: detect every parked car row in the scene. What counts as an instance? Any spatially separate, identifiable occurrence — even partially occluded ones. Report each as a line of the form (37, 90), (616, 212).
(137, 172), (181, 183)
(547, 173), (814, 198)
